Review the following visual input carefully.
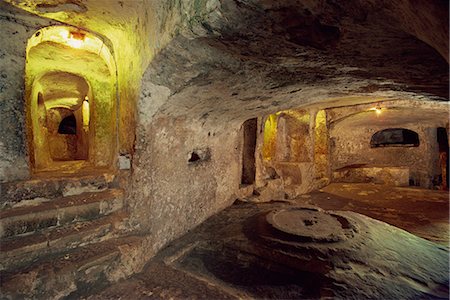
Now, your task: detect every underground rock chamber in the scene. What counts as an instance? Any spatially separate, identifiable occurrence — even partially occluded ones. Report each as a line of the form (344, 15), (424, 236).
(170, 204), (449, 299)
(0, 0), (448, 298)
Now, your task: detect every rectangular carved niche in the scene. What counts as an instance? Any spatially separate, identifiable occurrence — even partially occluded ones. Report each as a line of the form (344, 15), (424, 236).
(241, 118), (257, 185)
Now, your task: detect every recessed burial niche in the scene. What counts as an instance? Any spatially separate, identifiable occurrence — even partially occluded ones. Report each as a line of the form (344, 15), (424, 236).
(370, 128), (420, 148)
(262, 110), (311, 162)
(241, 118), (257, 185)
(25, 25), (117, 173)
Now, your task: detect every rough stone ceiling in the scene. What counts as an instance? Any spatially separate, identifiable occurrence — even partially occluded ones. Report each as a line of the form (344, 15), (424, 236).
(28, 41), (111, 79)
(27, 40), (111, 110)
(141, 0), (449, 125)
(38, 71), (88, 103)
(7, 0), (449, 126)
(332, 107), (449, 128)
(5, 0), (195, 75)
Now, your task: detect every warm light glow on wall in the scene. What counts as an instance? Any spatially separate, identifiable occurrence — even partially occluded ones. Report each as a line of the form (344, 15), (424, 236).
(262, 114), (278, 161)
(56, 28), (85, 48)
(67, 38), (83, 48)
(314, 110), (329, 178)
(26, 25), (118, 171)
(82, 96), (90, 128)
(277, 110), (310, 123)
(370, 106), (383, 115)
(262, 109), (312, 161)
(45, 97), (82, 110)
(58, 28), (69, 40)
(27, 26), (116, 76)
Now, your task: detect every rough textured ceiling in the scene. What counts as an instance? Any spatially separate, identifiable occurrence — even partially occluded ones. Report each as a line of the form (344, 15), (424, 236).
(27, 40), (111, 110)
(38, 71), (88, 103)
(332, 108), (449, 128)
(141, 0), (448, 125)
(8, 0), (449, 126)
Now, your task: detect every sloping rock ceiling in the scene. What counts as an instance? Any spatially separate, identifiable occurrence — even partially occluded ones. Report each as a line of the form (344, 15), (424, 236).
(141, 0), (448, 125)
(7, 0), (448, 126)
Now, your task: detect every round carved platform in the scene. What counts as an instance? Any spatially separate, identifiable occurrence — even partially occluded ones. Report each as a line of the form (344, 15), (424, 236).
(265, 207), (356, 243)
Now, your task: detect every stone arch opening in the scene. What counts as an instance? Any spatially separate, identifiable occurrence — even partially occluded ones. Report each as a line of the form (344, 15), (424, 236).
(32, 72), (91, 163)
(370, 128), (420, 148)
(58, 114), (77, 135)
(25, 26), (117, 173)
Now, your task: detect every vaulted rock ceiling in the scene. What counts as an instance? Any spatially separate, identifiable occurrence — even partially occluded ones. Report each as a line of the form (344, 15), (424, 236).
(141, 0), (448, 126)
(6, 0), (449, 126)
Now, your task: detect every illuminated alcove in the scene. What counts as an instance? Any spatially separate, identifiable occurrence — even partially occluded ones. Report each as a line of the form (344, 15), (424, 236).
(262, 110), (312, 163)
(25, 26), (117, 173)
(255, 109), (329, 197)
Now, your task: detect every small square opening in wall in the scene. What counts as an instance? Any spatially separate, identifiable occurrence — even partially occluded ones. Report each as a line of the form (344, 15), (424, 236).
(119, 154), (131, 170)
(188, 148), (211, 164)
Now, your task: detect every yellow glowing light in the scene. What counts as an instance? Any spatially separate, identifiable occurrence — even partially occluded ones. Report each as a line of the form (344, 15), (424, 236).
(262, 114), (278, 161)
(58, 29), (69, 39)
(82, 97), (90, 128)
(27, 26), (116, 77)
(277, 109), (310, 123)
(370, 107), (383, 115)
(56, 29), (86, 48)
(67, 38), (83, 48)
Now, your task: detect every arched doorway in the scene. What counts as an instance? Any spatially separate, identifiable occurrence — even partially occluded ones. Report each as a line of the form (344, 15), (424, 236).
(25, 26), (117, 174)
(35, 72), (91, 163)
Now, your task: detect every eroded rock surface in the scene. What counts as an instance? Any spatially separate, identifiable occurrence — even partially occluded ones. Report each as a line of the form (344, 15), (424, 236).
(142, 0), (448, 126)
(89, 199), (449, 299)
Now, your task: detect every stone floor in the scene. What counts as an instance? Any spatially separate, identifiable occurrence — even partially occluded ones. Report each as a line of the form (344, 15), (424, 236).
(303, 183), (449, 246)
(87, 183), (449, 299)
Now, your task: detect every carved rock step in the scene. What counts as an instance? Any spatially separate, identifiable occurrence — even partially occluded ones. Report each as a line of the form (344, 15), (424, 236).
(0, 235), (147, 299)
(0, 189), (124, 238)
(0, 211), (128, 272)
(0, 173), (117, 208)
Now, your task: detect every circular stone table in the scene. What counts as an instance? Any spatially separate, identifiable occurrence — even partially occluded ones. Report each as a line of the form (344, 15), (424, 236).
(266, 207), (355, 242)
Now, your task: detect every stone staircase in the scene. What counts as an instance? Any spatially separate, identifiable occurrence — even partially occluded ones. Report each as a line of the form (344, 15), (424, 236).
(0, 173), (147, 299)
